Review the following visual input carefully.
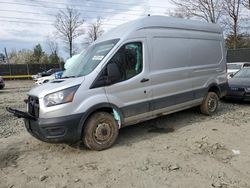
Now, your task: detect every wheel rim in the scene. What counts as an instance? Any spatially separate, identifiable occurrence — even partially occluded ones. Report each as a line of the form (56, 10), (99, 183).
(94, 120), (113, 144)
(208, 96), (217, 113)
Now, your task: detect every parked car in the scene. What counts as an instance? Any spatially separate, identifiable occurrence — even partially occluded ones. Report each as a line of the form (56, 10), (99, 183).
(35, 73), (56, 85)
(227, 62), (250, 78)
(32, 68), (61, 80)
(226, 67), (250, 101)
(7, 16), (227, 151)
(0, 76), (5, 89)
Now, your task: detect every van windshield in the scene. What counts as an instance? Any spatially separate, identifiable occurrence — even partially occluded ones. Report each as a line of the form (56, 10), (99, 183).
(227, 64), (242, 70)
(233, 68), (250, 78)
(62, 39), (119, 78)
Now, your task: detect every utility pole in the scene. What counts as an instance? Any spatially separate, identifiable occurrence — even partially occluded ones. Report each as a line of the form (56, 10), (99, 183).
(4, 47), (11, 76)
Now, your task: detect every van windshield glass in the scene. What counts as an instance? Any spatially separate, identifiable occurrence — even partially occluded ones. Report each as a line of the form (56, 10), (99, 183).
(62, 39), (119, 78)
(233, 68), (250, 78)
(227, 64), (242, 70)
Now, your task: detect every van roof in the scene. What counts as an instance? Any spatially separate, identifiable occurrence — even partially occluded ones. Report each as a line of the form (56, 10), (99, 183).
(96, 16), (222, 43)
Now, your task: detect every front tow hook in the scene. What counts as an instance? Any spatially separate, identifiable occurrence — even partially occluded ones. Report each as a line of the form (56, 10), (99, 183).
(6, 107), (36, 120)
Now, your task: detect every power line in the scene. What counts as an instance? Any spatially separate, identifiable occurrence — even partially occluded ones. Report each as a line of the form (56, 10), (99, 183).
(25, 0), (171, 9)
(0, 18), (124, 27)
(0, 9), (55, 17)
(0, 9), (141, 22)
(24, 0), (148, 12)
(0, 19), (53, 25)
(0, 15), (137, 26)
(0, 1), (146, 16)
(28, 0), (147, 6)
(0, 16), (53, 22)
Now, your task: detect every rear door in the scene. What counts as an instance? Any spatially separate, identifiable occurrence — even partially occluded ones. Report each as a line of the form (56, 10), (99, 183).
(104, 39), (152, 125)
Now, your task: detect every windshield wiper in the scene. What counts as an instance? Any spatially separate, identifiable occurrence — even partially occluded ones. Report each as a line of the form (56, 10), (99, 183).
(61, 76), (77, 79)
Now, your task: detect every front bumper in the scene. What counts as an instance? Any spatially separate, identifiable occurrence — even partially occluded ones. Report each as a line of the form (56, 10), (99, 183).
(7, 107), (83, 143)
(24, 114), (83, 143)
(225, 89), (250, 101)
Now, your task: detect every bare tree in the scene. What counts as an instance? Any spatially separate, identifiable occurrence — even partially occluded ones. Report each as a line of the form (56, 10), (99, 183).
(166, 9), (190, 18)
(171, 0), (223, 23)
(46, 36), (62, 67)
(242, 0), (250, 8)
(85, 17), (104, 45)
(46, 36), (58, 55)
(54, 6), (84, 57)
(223, 0), (242, 49)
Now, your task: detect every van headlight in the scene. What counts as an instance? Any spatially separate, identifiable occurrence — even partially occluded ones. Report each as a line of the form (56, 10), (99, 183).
(44, 85), (80, 107)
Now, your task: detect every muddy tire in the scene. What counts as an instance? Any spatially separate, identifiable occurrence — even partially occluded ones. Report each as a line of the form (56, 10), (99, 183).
(200, 92), (219, 115)
(83, 112), (119, 151)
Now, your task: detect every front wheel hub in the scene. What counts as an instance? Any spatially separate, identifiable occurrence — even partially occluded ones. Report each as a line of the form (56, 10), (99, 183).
(208, 96), (217, 112)
(94, 122), (112, 142)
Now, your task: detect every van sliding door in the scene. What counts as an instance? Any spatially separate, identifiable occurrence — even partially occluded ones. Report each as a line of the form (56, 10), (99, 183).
(148, 37), (194, 114)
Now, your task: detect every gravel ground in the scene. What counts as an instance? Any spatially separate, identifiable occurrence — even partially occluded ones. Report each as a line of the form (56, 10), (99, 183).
(1, 80), (250, 188)
(0, 80), (34, 138)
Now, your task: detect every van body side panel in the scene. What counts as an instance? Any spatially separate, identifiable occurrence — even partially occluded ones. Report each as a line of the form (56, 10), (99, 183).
(145, 28), (226, 117)
(147, 30), (194, 115)
(189, 37), (227, 98)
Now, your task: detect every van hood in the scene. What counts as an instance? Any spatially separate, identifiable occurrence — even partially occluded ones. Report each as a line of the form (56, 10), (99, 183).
(28, 77), (85, 98)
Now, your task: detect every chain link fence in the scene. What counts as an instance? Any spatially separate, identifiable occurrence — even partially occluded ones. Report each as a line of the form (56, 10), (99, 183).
(227, 48), (250, 63)
(0, 63), (62, 77)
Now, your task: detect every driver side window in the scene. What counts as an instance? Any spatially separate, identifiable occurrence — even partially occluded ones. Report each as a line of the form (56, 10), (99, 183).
(91, 42), (143, 88)
(108, 42), (143, 83)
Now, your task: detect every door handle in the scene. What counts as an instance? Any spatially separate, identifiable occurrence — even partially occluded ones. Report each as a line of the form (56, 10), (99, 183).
(140, 78), (150, 83)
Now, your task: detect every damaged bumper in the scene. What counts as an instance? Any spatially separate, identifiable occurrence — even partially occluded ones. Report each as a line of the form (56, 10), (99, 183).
(6, 107), (36, 120)
(6, 107), (83, 143)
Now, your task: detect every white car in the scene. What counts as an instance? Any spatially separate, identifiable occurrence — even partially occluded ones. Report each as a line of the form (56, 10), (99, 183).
(227, 62), (250, 78)
(31, 74), (39, 80)
(35, 74), (55, 85)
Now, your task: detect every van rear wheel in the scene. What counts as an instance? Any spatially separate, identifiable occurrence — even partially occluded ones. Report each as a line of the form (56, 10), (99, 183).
(83, 112), (119, 151)
(200, 92), (219, 115)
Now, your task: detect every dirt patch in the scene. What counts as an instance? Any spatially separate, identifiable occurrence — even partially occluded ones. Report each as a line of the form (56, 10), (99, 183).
(148, 126), (175, 133)
(194, 141), (233, 163)
(0, 147), (20, 168)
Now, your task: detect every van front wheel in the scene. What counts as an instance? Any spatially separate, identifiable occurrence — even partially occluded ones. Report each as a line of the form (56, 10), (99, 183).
(200, 92), (219, 115)
(83, 112), (119, 151)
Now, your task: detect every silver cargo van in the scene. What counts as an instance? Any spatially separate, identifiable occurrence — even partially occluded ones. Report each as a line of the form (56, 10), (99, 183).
(7, 16), (228, 150)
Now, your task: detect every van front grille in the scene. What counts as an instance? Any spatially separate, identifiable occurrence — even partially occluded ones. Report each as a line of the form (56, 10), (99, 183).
(28, 96), (39, 118)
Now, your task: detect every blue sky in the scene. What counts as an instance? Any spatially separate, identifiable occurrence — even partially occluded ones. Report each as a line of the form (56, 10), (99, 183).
(0, 0), (174, 58)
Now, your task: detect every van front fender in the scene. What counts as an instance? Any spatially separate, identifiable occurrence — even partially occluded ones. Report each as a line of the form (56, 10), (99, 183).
(77, 102), (125, 137)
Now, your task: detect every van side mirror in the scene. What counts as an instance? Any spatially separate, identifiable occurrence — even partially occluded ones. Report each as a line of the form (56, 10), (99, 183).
(107, 63), (121, 84)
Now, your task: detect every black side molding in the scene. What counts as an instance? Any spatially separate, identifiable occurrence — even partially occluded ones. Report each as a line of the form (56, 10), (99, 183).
(6, 107), (36, 120)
